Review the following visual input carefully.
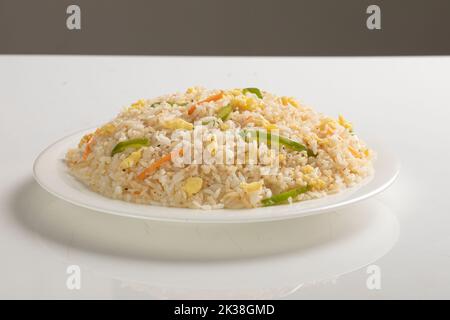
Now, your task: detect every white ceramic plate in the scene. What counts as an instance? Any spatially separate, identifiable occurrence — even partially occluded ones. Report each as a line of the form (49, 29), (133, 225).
(33, 128), (400, 223)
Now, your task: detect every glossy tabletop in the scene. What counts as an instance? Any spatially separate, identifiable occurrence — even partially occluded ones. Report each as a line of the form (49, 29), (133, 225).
(0, 56), (449, 299)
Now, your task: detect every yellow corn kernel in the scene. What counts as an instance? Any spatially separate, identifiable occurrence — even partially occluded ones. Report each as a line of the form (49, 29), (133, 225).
(338, 115), (353, 131)
(302, 165), (314, 174)
(240, 181), (263, 193)
(120, 149), (143, 169)
(348, 146), (362, 158)
(183, 177), (203, 196)
(163, 118), (194, 130)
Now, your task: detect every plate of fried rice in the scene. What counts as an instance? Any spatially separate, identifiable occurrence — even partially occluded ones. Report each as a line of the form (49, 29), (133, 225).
(33, 87), (399, 222)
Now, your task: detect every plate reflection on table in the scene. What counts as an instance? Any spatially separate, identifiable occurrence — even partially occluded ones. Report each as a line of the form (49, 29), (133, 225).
(12, 179), (399, 299)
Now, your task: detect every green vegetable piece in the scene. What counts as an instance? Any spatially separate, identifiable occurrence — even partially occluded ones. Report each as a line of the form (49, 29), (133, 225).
(277, 135), (316, 157)
(240, 129), (316, 157)
(202, 119), (217, 126)
(168, 101), (188, 107)
(217, 104), (233, 121)
(261, 185), (310, 206)
(242, 87), (263, 99)
(111, 138), (150, 156)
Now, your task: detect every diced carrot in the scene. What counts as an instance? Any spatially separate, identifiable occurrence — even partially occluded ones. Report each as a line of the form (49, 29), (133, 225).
(203, 92), (224, 103)
(187, 91), (224, 115)
(187, 104), (197, 115)
(136, 149), (183, 181)
(81, 136), (95, 161)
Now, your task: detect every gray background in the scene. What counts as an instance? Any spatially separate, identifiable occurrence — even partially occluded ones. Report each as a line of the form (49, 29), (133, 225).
(1, 0), (449, 55)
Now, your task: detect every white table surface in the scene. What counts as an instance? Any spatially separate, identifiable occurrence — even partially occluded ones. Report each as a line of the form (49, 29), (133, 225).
(1, 55), (449, 299)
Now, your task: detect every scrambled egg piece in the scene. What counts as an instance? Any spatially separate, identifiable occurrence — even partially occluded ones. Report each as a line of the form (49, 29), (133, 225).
(230, 96), (261, 111)
(229, 89), (243, 96)
(302, 165), (314, 174)
(129, 99), (146, 110)
(120, 149), (143, 169)
(185, 87), (205, 100)
(78, 123), (115, 147)
(245, 97), (261, 110)
(338, 115), (353, 131)
(183, 177), (203, 196)
(240, 181), (263, 193)
(281, 97), (300, 108)
(230, 96), (247, 110)
(95, 123), (116, 136)
(348, 146), (362, 158)
(318, 118), (337, 135)
(363, 148), (370, 157)
(163, 118), (193, 130)
(310, 178), (326, 190)
(255, 115), (278, 131)
(186, 86), (204, 95)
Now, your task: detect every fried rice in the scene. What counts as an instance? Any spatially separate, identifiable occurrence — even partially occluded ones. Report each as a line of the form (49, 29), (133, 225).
(65, 87), (374, 209)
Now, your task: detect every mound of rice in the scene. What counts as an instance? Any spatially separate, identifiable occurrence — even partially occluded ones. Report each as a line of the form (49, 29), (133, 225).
(66, 87), (374, 209)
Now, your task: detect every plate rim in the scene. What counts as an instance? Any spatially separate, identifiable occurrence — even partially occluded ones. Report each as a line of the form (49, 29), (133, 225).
(33, 127), (401, 223)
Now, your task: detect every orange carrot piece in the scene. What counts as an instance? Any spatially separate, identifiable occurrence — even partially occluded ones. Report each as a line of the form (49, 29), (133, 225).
(81, 136), (95, 161)
(202, 92), (224, 103)
(187, 104), (196, 115)
(187, 91), (224, 115)
(136, 149), (183, 181)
